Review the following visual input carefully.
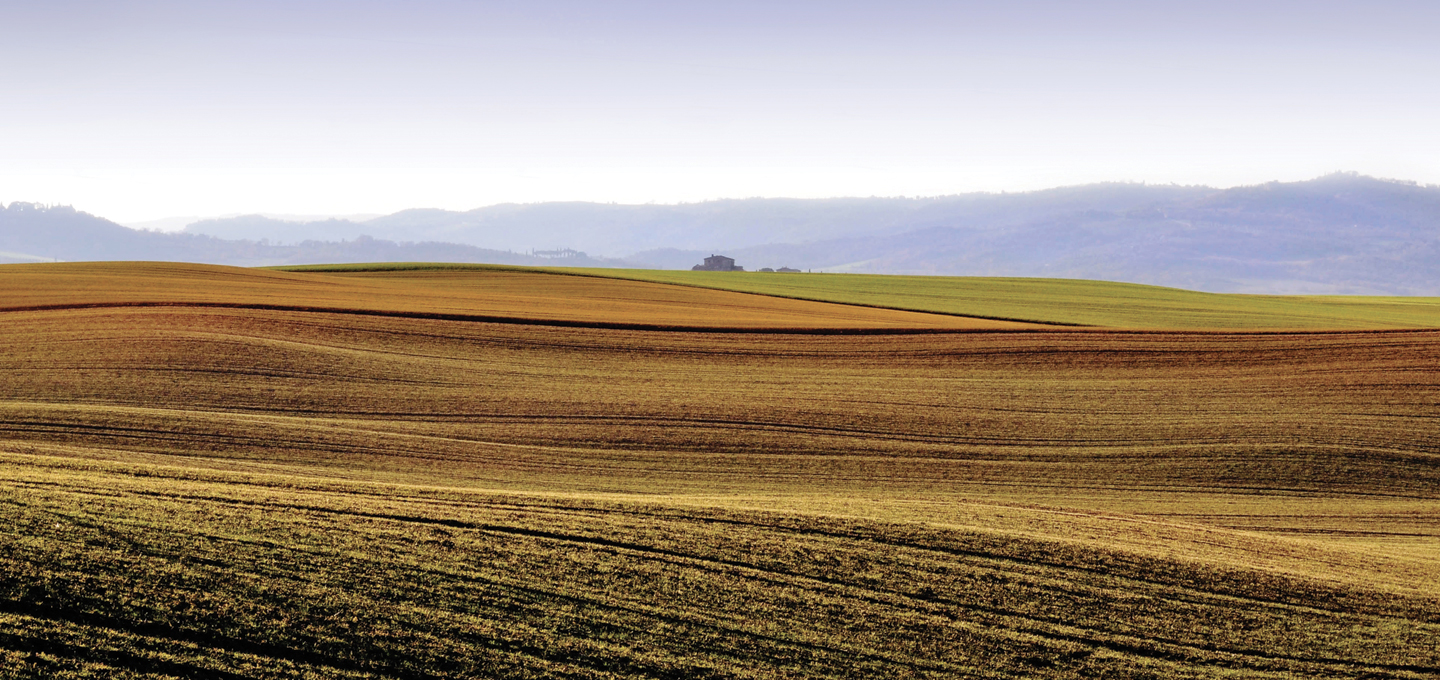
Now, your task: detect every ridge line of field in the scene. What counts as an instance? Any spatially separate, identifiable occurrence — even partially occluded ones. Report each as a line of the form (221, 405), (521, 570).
(553, 268), (1440, 332)
(541, 267), (1096, 327)
(269, 262), (1094, 327)
(267, 262), (1440, 330)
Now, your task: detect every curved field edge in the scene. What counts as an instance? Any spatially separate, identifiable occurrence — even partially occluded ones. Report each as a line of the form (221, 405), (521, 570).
(0, 300), (1019, 335)
(1, 262), (1036, 331)
(269, 262), (1440, 330)
(4, 454), (1439, 680)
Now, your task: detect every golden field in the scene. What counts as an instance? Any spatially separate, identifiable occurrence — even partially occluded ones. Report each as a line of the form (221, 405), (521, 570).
(2, 262), (1438, 678)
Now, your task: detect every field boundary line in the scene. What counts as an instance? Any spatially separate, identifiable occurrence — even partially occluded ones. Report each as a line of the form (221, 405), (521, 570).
(268, 263), (1440, 330)
(0, 301), (1069, 334)
(273, 262), (1098, 326)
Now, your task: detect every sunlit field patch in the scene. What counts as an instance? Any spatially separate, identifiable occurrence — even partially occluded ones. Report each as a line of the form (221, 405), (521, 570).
(574, 266), (1440, 329)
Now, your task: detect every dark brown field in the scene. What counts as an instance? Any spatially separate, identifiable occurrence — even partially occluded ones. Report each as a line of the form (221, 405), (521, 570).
(2, 263), (1438, 678)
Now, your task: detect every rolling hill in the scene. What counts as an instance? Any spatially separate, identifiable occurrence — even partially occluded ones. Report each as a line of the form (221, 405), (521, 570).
(1, 262), (1037, 331)
(2, 262), (1438, 678)
(275, 262), (1440, 330)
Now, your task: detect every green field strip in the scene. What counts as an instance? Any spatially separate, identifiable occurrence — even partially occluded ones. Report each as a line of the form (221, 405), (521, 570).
(268, 263), (1440, 329)
(560, 269), (1440, 330)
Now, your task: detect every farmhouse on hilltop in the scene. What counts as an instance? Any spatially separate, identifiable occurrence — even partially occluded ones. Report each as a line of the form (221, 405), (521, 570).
(692, 254), (744, 271)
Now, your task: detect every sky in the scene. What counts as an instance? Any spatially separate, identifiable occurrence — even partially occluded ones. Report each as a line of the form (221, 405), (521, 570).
(2, 0), (1438, 224)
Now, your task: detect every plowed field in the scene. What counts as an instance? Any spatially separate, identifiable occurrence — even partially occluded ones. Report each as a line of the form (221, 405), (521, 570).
(3, 262), (1438, 678)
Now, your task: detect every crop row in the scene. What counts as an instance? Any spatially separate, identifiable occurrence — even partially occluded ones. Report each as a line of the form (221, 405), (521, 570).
(3, 458), (1439, 678)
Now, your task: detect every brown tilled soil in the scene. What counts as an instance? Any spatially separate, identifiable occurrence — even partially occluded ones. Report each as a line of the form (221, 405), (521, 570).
(1, 264), (1438, 678)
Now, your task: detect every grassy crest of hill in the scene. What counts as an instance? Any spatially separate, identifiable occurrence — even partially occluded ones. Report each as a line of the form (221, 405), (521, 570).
(587, 269), (1440, 329)
(275, 262), (1440, 330)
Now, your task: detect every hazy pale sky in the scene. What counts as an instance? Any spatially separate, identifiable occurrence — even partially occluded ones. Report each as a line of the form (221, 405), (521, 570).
(3, 0), (1437, 222)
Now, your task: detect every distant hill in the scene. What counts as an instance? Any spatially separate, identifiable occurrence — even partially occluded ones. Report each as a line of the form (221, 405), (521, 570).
(6, 173), (1440, 293)
(184, 183), (1214, 257)
(0, 203), (629, 268)
(630, 174), (1440, 294)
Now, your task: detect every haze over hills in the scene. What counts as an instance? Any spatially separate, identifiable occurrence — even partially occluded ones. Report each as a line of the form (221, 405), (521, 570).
(123, 213), (384, 234)
(680, 173), (1440, 294)
(4, 173), (1438, 294)
(0, 203), (632, 269)
(183, 183), (1213, 256)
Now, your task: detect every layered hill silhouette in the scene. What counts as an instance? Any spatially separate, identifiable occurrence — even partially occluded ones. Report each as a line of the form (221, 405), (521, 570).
(4, 173), (1438, 293)
(630, 174), (1440, 294)
(0, 203), (628, 269)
